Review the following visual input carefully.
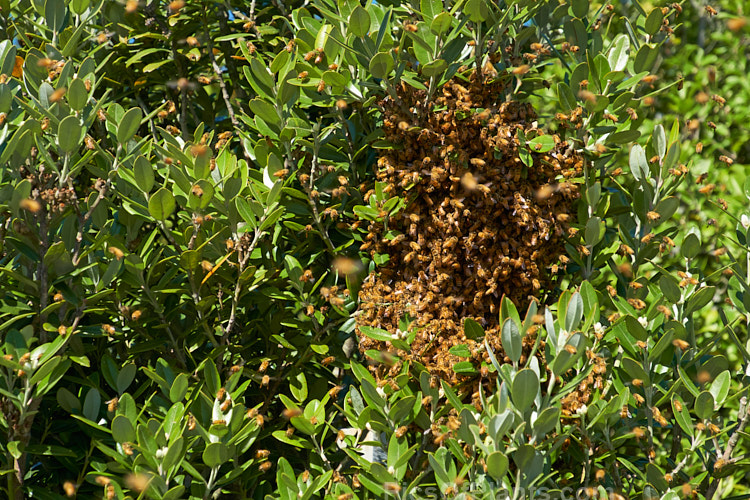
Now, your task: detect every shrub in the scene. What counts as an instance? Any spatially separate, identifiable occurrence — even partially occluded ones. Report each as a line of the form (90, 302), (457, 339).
(0, 0), (748, 499)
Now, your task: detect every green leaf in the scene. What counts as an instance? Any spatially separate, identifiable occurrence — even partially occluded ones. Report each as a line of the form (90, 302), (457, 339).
(607, 34), (630, 72)
(163, 485), (185, 500)
(659, 275), (681, 303)
(486, 451), (509, 480)
(358, 325), (393, 342)
(203, 442), (229, 468)
(533, 407), (560, 438)
(67, 77), (87, 111)
(70, 0), (89, 15)
(448, 344), (471, 357)
(322, 70), (348, 87)
(148, 188), (176, 221)
(421, 59), (447, 78)
(685, 286), (715, 316)
(8, 441), (22, 460)
(621, 357), (649, 386)
(653, 124), (666, 158)
(565, 292), (583, 331)
(709, 371), (730, 408)
(465, 0), (488, 22)
(348, 6), (370, 37)
(111, 415), (136, 443)
(694, 391), (714, 420)
(82, 387), (100, 421)
(557, 82), (576, 111)
(25, 444), (76, 458)
(681, 233), (701, 260)
(170, 373), (189, 403)
(571, 0), (588, 18)
(420, 0), (441, 21)
(452, 361), (476, 374)
(584, 217), (604, 247)
(634, 45), (657, 73)
(134, 156), (155, 193)
(369, 52), (394, 79)
(463, 318), (485, 340)
(644, 8), (663, 36)
(45, 0), (66, 32)
(606, 130), (641, 144)
(629, 144), (648, 181)
(188, 179), (214, 210)
(501, 318), (521, 364)
(526, 135), (555, 153)
(204, 359), (220, 397)
(117, 363), (136, 394)
(117, 107), (143, 145)
(551, 332), (585, 376)
(57, 387), (81, 413)
(511, 369), (538, 411)
(249, 99), (279, 126)
(144, 60), (171, 73)
(290, 372), (308, 402)
(671, 396), (693, 437)
(431, 12), (453, 35)
(57, 115), (83, 154)
(655, 196), (679, 222)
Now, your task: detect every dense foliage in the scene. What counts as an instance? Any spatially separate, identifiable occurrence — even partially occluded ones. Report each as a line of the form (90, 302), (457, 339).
(0, 0), (749, 499)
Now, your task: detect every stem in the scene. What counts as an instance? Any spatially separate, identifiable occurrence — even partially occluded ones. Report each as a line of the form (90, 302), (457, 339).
(72, 145), (121, 266)
(706, 395), (750, 499)
(217, 3), (246, 101)
(204, 466), (219, 500)
(36, 204), (50, 344)
(170, 38), (189, 137)
(223, 226), (262, 344)
(142, 282), (187, 367)
(306, 121), (336, 254)
(202, 8), (240, 130)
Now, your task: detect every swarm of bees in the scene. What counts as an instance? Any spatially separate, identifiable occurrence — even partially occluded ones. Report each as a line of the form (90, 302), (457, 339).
(356, 74), (582, 387)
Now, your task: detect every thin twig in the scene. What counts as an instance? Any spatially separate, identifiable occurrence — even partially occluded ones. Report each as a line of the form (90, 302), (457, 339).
(305, 121), (336, 254)
(202, 9), (240, 130)
(33, 180), (50, 343)
(217, 2), (246, 101)
(170, 39), (189, 136)
(706, 395), (750, 499)
(72, 147), (121, 266)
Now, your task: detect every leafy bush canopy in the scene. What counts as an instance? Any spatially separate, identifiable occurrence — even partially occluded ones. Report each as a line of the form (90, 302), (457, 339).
(0, 0), (749, 499)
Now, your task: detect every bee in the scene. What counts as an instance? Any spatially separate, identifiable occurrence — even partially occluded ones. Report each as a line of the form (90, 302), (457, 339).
(220, 398), (232, 412)
(50, 87), (67, 103)
(646, 211), (661, 222)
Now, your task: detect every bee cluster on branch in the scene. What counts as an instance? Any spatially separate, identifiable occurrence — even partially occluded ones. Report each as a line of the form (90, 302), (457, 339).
(356, 74), (583, 395)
